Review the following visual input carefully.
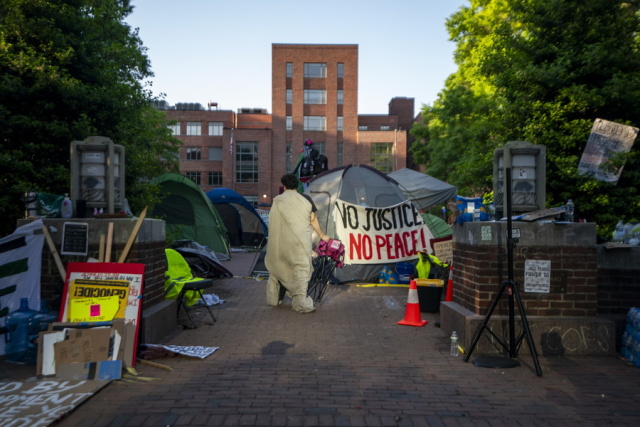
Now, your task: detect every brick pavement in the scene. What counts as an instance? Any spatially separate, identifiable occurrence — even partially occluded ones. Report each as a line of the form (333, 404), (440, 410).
(4, 251), (640, 426)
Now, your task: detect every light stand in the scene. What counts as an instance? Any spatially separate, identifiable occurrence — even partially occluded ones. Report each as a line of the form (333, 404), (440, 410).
(463, 167), (543, 376)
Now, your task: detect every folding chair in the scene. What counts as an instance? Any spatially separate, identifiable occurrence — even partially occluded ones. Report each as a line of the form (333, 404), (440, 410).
(164, 248), (216, 329)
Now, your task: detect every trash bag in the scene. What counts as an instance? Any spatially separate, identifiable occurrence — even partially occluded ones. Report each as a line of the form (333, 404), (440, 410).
(37, 193), (64, 218)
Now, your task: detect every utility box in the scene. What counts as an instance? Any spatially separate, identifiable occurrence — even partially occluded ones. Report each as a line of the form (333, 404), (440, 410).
(70, 136), (125, 214)
(493, 141), (546, 216)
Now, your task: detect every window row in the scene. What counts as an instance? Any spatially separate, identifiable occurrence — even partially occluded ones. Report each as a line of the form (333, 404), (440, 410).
(185, 147), (223, 161)
(185, 142), (391, 184)
(286, 89), (343, 105)
(286, 62), (344, 78)
(285, 116), (343, 131)
(170, 121), (224, 136)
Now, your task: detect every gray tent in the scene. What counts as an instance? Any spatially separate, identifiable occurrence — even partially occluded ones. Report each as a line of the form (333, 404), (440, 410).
(388, 168), (457, 210)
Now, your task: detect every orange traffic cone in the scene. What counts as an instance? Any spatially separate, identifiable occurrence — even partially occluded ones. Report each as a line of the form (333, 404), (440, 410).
(398, 280), (428, 327)
(445, 264), (454, 302)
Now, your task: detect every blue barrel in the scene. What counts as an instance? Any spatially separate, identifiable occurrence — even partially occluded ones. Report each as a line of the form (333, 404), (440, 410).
(395, 262), (415, 284)
(4, 297), (38, 364)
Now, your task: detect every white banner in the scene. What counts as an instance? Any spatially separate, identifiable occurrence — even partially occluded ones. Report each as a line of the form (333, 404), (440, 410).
(0, 219), (45, 356)
(332, 200), (433, 265)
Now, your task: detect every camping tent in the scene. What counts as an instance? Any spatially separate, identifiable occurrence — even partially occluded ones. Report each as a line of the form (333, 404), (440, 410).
(151, 173), (230, 259)
(305, 165), (434, 283)
(388, 168), (457, 210)
(206, 187), (268, 248)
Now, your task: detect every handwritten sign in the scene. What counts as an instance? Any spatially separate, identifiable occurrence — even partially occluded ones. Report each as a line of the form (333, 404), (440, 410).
(430, 236), (453, 265)
(524, 259), (551, 293)
(578, 118), (638, 184)
(62, 263), (145, 367)
(68, 279), (130, 322)
(332, 200), (434, 264)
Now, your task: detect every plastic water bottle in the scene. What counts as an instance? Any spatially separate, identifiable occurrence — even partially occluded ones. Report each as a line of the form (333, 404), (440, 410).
(489, 203), (496, 221)
(565, 199), (574, 222)
(450, 331), (459, 356)
(613, 221), (625, 243)
(61, 193), (73, 218)
(4, 298), (38, 364)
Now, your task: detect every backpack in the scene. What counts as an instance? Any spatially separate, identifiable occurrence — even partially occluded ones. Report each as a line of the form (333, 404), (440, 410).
(314, 154), (328, 175)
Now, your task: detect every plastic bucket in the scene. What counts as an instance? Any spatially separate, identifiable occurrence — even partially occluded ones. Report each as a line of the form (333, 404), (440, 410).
(395, 262), (415, 284)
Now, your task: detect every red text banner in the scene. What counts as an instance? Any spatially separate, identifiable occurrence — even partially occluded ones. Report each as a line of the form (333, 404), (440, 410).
(332, 200), (433, 265)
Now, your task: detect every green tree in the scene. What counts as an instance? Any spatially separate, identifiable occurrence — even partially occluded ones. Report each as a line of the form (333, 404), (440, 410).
(0, 0), (180, 237)
(412, 0), (640, 237)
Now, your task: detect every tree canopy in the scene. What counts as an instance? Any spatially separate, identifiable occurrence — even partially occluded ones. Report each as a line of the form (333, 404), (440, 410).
(411, 0), (640, 237)
(0, 0), (180, 236)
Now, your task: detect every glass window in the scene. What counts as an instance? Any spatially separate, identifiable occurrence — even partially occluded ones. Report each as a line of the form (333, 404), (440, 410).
(236, 142), (258, 183)
(186, 147), (201, 160)
(286, 143), (292, 173)
(371, 143), (393, 173)
(168, 123), (180, 135)
(208, 147), (222, 161)
(286, 62), (293, 78)
(186, 122), (201, 136)
(304, 116), (326, 131)
(337, 90), (343, 105)
(208, 171), (222, 186)
(286, 89), (292, 104)
(304, 90), (326, 104)
(337, 116), (343, 131)
(337, 142), (343, 166)
(337, 63), (344, 78)
(304, 63), (326, 78)
(286, 116), (292, 131)
(186, 171), (201, 185)
(381, 125), (390, 131)
(208, 122), (223, 136)
(359, 125), (368, 131)
(314, 142), (326, 155)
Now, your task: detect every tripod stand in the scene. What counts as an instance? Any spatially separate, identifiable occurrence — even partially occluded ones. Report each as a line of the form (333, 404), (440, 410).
(462, 168), (543, 376)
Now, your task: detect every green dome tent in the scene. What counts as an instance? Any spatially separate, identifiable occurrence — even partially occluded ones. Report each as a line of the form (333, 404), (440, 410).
(151, 173), (230, 259)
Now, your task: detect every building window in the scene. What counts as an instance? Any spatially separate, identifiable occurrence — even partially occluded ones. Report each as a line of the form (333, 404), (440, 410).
(304, 116), (326, 131)
(314, 142), (326, 155)
(337, 142), (343, 167)
(168, 123), (180, 135)
(304, 63), (326, 78)
(337, 116), (343, 131)
(337, 63), (344, 78)
(208, 122), (223, 136)
(236, 142), (258, 183)
(286, 62), (293, 78)
(186, 122), (201, 136)
(381, 125), (390, 131)
(245, 195), (258, 207)
(371, 143), (393, 173)
(186, 147), (201, 160)
(337, 90), (343, 105)
(304, 90), (326, 104)
(286, 144), (292, 173)
(208, 171), (222, 186)
(208, 147), (222, 161)
(186, 171), (201, 185)
(286, 89), (292, 104)
(359, 125), (368, 131)
(286, 116), (292, 131)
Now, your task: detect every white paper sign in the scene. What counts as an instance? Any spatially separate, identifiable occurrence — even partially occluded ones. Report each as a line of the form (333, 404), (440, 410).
(524, 260), (551, 293)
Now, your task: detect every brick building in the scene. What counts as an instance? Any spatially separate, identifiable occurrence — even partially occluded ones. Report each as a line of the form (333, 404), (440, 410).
(159, 43), (414, 205)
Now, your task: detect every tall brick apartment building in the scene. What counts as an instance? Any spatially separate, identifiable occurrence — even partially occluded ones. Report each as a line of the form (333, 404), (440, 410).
(159, 44), (415, 205)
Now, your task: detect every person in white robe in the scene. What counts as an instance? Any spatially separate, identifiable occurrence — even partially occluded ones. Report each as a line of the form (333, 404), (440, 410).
(265, 174), (330, 313)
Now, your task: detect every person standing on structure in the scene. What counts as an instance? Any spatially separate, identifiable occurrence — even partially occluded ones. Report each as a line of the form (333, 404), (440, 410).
(265, 174), (331, 313)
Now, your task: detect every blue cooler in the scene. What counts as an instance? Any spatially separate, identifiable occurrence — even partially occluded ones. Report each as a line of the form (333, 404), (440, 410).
(395, 262), (415, 284)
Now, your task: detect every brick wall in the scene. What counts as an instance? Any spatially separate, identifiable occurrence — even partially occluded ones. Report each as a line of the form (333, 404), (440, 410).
(451, 221), (599, 317)
(596, 246), (640, 316)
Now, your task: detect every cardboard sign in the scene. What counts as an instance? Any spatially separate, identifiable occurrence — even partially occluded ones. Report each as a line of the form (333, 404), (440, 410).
(332, 200), (434, 265)
(61, 263), (145, 367)
(430, 236), (453, 265)
(67, 279), (130, 322)
(578, 118), (638, 184)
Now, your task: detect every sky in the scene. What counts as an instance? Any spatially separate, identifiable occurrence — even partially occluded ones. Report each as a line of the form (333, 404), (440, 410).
(126, 0), (469, 116)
